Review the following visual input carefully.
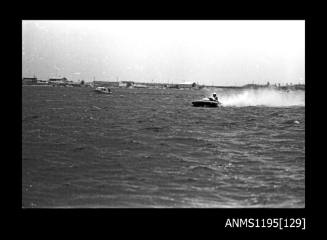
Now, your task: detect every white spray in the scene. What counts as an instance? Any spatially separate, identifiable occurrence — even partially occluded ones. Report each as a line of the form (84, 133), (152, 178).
(206, 88), (305, 107)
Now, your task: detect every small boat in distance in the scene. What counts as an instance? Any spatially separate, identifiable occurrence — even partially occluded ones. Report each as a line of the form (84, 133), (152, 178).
(94, 87), (112, 94)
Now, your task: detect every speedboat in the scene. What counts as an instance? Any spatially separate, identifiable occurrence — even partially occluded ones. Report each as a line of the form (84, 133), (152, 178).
(192, 98), (222, 107)
(94, 87), (112, 94)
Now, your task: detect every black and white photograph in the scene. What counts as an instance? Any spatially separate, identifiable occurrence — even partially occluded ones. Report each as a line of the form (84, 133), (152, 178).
(22, 20), (305, 208)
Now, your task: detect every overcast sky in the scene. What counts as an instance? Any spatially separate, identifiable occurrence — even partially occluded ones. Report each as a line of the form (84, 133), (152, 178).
(22, 20), (304, 86)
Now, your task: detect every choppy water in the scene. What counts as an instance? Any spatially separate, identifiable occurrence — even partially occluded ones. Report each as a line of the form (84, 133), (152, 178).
(22, 86), (305, 208)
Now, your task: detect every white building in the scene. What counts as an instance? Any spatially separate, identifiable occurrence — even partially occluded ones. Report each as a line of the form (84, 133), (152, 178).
(177, 82), (196, 88)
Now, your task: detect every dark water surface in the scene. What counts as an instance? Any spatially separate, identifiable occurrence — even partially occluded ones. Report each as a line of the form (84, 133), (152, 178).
(22, 86), (305, 208)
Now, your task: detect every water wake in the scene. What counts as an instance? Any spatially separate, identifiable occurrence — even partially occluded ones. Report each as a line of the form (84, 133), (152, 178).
(215, 88), (305, 107)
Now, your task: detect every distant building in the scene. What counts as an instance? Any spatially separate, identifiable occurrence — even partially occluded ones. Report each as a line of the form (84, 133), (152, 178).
(68, 82), (82, 87)
(93, 81), (119, 88)
(118, 82), (127, 87)
(241, 84), (266, 89)
(294, 84), (305, 90)
(177, 82), (196, 89)
(133, 83), (148, 88)
(49, 77), (68, 84)
(121, 81), (134, 87)
(37, 79), (49, 84)
(143, 82), (165, 88)
(22, 77), (37, 85)
(167, 84), (180, 89)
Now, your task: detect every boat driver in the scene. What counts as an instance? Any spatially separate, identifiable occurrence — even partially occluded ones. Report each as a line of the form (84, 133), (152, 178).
(212, 93), (218, 101)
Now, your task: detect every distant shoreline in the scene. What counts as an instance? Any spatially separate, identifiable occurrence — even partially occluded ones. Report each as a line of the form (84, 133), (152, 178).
(22, 77), (305, 91)
(22, 83), (305, 91)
